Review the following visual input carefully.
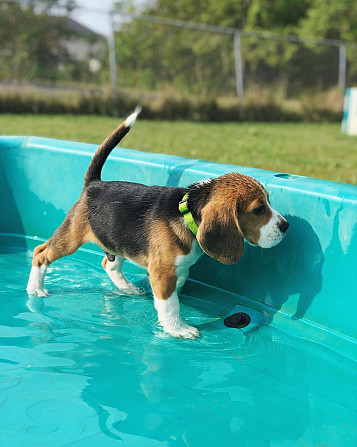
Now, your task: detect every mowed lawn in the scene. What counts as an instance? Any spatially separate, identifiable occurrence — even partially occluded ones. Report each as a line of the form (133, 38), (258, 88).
(1, 114), (356, 184)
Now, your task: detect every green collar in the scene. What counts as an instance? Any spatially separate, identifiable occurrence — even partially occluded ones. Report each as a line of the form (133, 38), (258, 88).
(179, 193), (199, 236)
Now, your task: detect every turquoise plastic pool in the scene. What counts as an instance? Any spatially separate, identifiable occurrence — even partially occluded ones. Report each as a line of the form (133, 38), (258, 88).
(1, 135), (356, 446)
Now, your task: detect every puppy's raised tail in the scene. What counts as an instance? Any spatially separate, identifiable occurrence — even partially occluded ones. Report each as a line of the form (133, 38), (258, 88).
(83, 106), (141, 188)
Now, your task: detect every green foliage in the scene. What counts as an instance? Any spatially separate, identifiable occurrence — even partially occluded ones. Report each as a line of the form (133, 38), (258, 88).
(113, 0), (356, 100)
(298, 0), (357, 42)
(115, 21), (235, 95)
(144, 0), (251, 28)
(142, 0), (356, 43)
(0, 2), (68, 81)
(246, 0), (311, 32)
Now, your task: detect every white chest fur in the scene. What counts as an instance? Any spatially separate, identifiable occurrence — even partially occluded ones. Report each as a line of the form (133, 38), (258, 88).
(175, 239), (203, 270)
(174, 240), (203, 290)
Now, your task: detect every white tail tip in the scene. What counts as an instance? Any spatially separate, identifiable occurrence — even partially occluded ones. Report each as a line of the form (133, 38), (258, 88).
(125, 106), (142, 128)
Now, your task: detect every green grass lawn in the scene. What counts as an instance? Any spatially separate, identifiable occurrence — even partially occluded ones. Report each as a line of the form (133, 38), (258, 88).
(1, 114), (356, 184)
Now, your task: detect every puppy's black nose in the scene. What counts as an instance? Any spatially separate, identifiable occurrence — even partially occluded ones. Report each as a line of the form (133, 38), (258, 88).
(278, 219), (289, 234)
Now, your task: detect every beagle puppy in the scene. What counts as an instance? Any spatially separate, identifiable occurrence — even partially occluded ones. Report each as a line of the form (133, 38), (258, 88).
(27, 109), (289, 339)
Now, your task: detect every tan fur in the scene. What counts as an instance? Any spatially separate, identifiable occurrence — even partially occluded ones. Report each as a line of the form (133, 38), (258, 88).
(147, 220), (192, 300)
(167, 218), (193, 254)
(194, 173), (274, 262)
(239, 196), (272, 244)
(101, 255), (108, 270)
(32, 192), (104, 267)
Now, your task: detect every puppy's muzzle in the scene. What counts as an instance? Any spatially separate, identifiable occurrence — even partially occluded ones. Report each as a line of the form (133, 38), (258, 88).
(257, 212), (289, 248)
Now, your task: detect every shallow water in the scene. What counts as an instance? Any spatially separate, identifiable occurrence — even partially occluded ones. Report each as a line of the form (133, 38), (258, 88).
(1, 236), (356, 446)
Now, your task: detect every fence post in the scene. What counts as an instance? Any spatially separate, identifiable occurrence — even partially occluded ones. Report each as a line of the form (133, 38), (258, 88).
(108, 11), (119, 103)
(233, 31), (245, 118)
(338, 44), (347, 107)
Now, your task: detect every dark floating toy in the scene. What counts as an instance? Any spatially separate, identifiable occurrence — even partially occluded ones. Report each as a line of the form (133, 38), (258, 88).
(224, 312), (251, 329)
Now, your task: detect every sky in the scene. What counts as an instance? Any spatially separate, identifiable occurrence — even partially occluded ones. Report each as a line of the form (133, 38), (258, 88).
(71, 0), (115, 37)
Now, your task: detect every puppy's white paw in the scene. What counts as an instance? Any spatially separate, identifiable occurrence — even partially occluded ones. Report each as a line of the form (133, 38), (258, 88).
(165, 322), (199, 340)
(154, 294), (199, 339)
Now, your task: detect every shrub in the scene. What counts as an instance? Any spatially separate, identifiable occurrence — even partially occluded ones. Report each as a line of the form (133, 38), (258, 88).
(0, 85), (341, 122)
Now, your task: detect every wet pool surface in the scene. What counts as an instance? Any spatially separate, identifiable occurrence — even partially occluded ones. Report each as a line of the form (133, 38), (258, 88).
(1, 235), (356, 446)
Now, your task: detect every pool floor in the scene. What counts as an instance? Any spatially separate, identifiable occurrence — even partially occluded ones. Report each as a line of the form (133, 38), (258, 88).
(1, 235), (356, 446)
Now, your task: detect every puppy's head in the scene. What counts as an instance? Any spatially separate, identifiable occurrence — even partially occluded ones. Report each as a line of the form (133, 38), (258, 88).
(196, 173), (289, 264)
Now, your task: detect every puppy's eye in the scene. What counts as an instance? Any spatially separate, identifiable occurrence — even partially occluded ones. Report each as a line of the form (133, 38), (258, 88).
(253, 205), (265, 215)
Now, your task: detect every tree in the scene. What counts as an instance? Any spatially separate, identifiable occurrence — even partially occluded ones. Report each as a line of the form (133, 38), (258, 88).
(0, 1), (77, 82)
(298, 0), (357, 42)
(246, 0), (311, 33)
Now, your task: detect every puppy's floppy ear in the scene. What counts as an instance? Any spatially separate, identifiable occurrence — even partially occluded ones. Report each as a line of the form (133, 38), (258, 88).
(196, 202), (244, 264)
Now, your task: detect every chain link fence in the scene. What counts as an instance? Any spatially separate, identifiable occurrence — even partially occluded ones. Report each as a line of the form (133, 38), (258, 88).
(1, 1), (356, 119)
(113, 14), (357, 118)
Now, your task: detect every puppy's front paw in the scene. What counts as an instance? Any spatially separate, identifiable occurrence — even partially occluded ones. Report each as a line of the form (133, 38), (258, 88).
(154, 294), (199, 340)
(165, 322), (199, 340)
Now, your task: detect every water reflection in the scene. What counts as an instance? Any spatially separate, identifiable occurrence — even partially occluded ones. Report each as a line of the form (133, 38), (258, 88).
(1, 246), (356, 446)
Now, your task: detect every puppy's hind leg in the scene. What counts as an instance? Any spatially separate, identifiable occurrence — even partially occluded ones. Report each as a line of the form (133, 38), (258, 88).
(102, 255), (145, 295)
(27, 203), (88, 296)
(27, 243), (50, 297)
(27, 236), (83, 297)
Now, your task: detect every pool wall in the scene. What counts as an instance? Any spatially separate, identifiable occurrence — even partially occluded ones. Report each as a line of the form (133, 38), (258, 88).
(1, 136), (356, 345)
